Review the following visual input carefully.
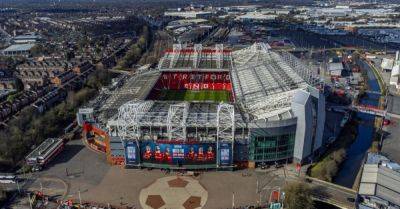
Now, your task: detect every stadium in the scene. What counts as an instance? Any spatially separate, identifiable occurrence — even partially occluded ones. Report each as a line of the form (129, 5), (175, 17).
(78, 43), (325, 169)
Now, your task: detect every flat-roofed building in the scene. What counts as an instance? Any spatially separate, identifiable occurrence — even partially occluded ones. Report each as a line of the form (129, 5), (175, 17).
(358, 153), (400, 209)
(328, 62), (344, 77)
(2, 43), (35, 57)
(12, 33), (42, 44)
(381, 58), (394, 71)
(390, 52), (400, 90)
(164, 11), (212, 19)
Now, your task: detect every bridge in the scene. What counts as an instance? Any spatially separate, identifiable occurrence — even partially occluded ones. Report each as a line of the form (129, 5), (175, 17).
(277, 47), (360, 53)
(283, 173), (357, 209)
(307, 176), (357, 209)
(328, 104), (386, 117)
(364, 90), (381, 95)
(351, 104), (386, 117)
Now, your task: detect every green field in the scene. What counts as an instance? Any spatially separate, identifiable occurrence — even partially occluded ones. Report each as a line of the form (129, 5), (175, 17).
(159, 90), (231, 102)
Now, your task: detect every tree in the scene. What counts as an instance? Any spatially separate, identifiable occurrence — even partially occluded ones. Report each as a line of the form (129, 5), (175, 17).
(332, 148), (346, 163)
(0, 186), (6, 203)
(324, 160), (339, 182)
(30, 44), (44, 57)
(284, 182), (314, 209)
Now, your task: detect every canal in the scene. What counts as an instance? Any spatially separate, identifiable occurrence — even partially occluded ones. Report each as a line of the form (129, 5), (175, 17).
(334, 59), (381, 188)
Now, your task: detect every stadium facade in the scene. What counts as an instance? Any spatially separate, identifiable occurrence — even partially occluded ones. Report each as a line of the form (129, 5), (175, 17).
(77, 43), (325, 169)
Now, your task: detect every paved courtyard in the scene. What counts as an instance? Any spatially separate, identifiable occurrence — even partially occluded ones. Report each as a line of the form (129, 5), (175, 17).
(139, 176), (207, 209)
(76, 167), (271, 209)
(34, 139), (283, 209)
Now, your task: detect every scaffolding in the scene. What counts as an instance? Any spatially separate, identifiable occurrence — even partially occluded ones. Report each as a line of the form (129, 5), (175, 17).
(167, 102), (189, 140)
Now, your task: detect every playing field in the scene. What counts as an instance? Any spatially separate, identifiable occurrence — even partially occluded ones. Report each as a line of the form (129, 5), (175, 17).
(159, 90), (231, 102)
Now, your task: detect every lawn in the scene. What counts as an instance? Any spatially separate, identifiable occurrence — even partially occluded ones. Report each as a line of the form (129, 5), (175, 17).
(159, 90), (231, 102)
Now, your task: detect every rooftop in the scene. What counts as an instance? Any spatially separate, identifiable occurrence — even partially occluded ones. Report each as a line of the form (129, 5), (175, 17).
(231, 43), (320, 120)
(96, 71), (160, 124)
(328, 62), (344, 71)
(158, 44), (232, 71)
(3, 44), (35, 52)
(359, 153), (400, 207)
(13, 33), (41, 40)
(114, 101), (246, 129)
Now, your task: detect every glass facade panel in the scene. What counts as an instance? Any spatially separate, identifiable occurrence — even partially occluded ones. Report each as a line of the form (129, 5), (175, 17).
(249, 132), (295, 162)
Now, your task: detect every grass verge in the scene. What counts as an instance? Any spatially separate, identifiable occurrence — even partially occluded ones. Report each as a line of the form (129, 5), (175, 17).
(309, 117), (359, 182)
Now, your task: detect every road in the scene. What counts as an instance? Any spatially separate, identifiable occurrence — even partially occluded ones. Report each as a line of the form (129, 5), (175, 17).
(306, 177), (356, 209)
(272, 164), (357, 209)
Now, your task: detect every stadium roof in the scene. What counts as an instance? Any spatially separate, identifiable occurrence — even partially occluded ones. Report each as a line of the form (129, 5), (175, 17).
(158, 44), (232, 72)
(97, 70), (160, 123)
(231, 43), (318, 120)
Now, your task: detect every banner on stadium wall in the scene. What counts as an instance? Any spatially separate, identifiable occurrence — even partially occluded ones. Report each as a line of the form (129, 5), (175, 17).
(140, 141), (216, 165)
(125, 141), (139, 165)
(218, 142), (233, 166)
(159, 72), (232, 91)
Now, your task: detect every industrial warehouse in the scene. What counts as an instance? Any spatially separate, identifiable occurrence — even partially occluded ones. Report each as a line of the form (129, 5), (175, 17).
(77, 42), (326, 169)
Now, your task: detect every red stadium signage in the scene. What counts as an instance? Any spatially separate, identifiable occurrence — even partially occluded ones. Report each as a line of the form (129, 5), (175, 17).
(157, 72), (232, 91)
(164, 49), (232, 55)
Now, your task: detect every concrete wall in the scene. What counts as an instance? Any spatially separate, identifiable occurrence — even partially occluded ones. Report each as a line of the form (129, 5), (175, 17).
(314, 90), (326, 152)
(307, 86), (326, 152)
(292, 89), (313, 162)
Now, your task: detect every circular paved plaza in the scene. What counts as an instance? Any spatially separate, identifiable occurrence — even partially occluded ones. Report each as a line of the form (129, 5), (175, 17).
(139, 176), (208, 209)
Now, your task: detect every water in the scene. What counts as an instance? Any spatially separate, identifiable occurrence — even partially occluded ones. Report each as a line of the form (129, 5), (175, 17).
(334, 60), (381, 188)
(314, 200), (341, 209)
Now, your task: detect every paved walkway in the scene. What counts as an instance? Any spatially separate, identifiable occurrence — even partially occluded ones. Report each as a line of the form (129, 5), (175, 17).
(139, 176), (207, 209)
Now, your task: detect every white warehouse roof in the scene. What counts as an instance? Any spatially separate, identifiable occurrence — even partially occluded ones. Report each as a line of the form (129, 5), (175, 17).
(359, 164), (400, 206)
(3, 43), (35, 52)
(381, 58), (394, 70)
